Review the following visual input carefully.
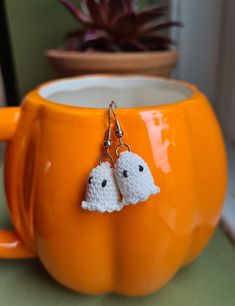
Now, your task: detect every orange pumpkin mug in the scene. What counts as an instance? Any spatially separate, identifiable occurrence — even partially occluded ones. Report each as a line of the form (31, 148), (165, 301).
(0, 75), (227, 296)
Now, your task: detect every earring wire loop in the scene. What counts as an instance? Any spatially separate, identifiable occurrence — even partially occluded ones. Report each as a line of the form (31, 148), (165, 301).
(99, 152), (114, 165)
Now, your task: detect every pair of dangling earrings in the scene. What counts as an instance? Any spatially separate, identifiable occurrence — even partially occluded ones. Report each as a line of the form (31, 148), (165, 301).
(82, 101), (160, 213)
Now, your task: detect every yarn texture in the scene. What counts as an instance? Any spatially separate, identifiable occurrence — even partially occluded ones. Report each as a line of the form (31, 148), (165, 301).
(114, 151), (160, 205)
(82, 162), (123, 213)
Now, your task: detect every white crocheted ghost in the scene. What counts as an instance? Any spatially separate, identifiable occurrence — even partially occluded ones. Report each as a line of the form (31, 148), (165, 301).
(114, 151), (160, 205)
(82, 162), (123, 213)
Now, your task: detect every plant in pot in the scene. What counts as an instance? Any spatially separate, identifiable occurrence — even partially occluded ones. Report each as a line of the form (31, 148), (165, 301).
(46, 0), (181, 78)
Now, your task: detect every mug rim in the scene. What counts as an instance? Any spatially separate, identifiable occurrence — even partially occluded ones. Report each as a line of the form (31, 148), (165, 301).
(25, 74), (204, 114)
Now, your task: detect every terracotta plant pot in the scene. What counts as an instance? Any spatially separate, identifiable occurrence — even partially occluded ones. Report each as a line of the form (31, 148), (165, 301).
(46, 50), (178, 78)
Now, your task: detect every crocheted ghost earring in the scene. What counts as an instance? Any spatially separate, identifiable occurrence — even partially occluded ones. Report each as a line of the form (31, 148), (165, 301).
(109, 101), (160, 206)
(81, 109), (123, 213)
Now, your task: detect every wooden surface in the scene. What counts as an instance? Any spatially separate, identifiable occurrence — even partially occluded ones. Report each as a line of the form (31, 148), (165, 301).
(0, 156), (235, 305)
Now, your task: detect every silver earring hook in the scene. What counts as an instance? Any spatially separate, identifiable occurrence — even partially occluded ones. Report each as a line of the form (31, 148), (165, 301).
(109, 101), (118, 122)
(108, 102), (113, 128)
(109, 101), (123, 138)
(108, 101), (131, 157)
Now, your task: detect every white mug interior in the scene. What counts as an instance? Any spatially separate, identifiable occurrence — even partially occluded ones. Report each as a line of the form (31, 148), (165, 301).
(39, 76), (193, 108)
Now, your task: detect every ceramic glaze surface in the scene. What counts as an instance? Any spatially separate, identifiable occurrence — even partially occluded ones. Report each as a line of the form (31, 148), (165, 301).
(0, 76), (227, 296)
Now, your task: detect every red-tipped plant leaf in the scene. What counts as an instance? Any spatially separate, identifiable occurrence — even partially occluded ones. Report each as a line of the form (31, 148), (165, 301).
(112, 12), (138, 38)
(136, 6), (167, 26)
(107, 0), (127, 22)
(140, 21), (182, 36)
(81, 30), (117, 51)
(83, 29), (110, 42)
(122, 39), (148, 51)
(59, 0), (180, 52)
(83, 0), (107, 27)
(124, 0), (137, 13)
(99, 0), (108, 14)
(59, 0), (93, 26)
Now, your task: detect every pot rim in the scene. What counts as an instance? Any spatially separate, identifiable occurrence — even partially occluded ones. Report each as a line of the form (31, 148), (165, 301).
(46, 49), (178, 70)
(46, 49), (178, 59)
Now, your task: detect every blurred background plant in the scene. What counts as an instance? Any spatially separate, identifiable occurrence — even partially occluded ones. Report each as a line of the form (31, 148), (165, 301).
(59, 0), (180, 52)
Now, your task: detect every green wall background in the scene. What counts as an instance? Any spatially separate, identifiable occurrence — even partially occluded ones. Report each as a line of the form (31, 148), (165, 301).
(5, 0), (77, 98)
(5, 0), (168, 99)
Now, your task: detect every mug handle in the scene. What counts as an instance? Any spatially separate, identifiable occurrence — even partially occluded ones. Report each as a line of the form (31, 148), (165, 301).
(0, 107), (35, 258)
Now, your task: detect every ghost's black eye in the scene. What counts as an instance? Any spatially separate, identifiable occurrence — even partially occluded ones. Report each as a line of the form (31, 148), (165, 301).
(102, 179), (107, 187)
(139, 165), (144, 172)
(123, 170), (128, 178)
(88, 177), (93, 184)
